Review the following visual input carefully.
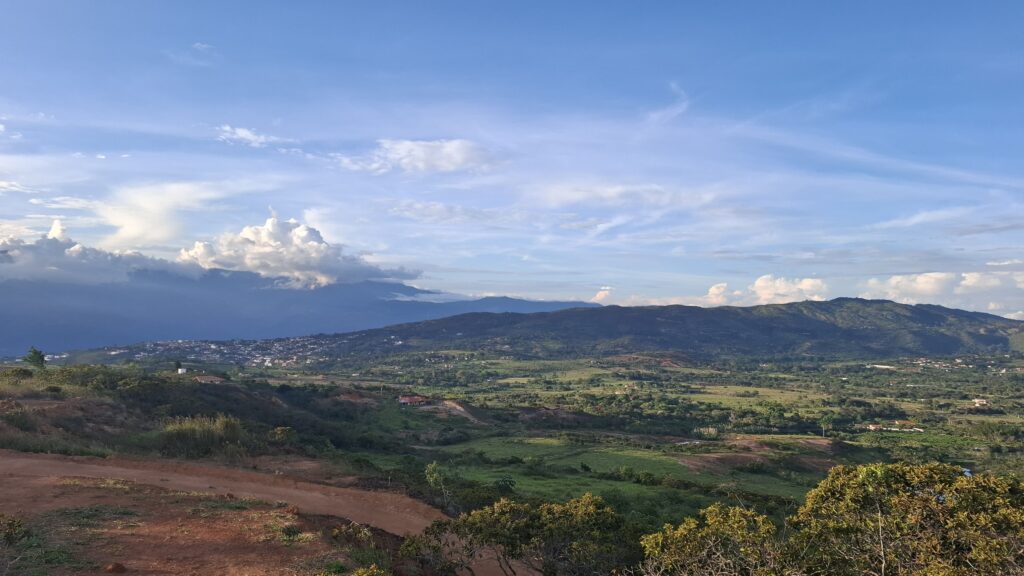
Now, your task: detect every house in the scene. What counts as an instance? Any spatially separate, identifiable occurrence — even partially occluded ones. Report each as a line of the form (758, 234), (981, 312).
(398, 394), (431, 406)
(972, 398), (989, 407)
(193, 375), (226, 384)
(177, 368), (188, 375)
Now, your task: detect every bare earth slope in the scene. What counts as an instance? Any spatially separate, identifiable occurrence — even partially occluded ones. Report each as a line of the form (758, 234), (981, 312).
(0, 449), (445, 535)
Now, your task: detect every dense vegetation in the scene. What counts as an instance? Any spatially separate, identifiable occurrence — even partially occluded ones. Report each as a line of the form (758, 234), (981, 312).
(403, 462), (1024, 576)
(4, 325), (1024, 574)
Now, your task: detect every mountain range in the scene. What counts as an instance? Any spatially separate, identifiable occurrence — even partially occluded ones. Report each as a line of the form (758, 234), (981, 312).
(62, 297), (1024, 365)
(0, 271), (595, 357)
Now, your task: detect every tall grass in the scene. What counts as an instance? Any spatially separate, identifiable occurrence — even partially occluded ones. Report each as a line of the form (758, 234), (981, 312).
(159, 414), (246, 458)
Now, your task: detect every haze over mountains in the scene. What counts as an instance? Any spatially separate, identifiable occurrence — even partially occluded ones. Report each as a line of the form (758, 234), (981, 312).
(0, 272), (594, 357)
(69, 298), (1024, 366)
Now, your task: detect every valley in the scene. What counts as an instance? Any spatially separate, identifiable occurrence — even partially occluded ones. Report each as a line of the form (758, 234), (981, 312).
(3, 305), (1024, 574)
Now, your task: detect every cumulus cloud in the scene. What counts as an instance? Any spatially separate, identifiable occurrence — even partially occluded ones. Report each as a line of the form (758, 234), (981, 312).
(178, 214), (416, 288)
(216, 125), (282, 148)
(336, 139), (489, 174)
(860, 272), (959, 303)
(625, 275), (826, 307)
(0, 221), (187, 284)
(590, 286), (613, 303)
(860, 271), (1024, 319)
(747, 274), (828, 304)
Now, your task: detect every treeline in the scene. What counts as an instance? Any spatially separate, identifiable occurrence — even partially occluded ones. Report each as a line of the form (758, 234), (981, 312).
(402, 462), (1024, 576)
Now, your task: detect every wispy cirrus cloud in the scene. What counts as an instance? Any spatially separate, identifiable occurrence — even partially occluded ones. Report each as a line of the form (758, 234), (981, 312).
(335, 139), (490, 174)
(163, 41), (220, 67)
(216, 125), (283, 148)
(872, 206), (973, 229)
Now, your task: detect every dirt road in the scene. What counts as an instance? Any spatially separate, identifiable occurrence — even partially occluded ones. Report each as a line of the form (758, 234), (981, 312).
(0, 449), (445, 536)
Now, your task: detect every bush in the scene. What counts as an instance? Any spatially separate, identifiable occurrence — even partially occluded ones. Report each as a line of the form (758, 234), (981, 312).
(0, 514), (26, 546)
(0, 367), (33, 380)
(0, 409), (37, 432)
(159, 414), (246, 458)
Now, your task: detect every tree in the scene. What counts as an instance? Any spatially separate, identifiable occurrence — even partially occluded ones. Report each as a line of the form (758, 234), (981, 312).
(789, 462), (1024, 576)
(404, 494), (638, 576)
(22, 347), (45, 370)
(638, 503), (783, 576)
(425, 461), (453, 510)
(820, 413), (837, 437)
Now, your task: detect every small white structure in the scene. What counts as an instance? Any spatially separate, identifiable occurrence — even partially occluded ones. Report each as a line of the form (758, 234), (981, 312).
(177, 368), (188, 375)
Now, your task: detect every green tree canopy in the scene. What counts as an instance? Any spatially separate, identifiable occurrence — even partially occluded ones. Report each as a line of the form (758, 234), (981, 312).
(22, 347), (45, 370)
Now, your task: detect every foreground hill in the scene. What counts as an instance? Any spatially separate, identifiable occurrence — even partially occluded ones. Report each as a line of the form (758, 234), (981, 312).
(70, 297), (1024, 365)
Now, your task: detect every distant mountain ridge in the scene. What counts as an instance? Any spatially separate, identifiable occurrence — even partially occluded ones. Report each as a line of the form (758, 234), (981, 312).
(314, 297), (1024, 360)
(0, 271), (596, 356)
(65, 298), (1024, 365)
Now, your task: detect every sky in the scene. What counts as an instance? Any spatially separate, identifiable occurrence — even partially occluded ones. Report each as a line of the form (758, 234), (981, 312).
(1, 1), (1023, 317)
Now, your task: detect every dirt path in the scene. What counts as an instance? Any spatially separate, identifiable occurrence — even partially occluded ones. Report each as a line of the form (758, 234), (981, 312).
(0, 449), (445, 536)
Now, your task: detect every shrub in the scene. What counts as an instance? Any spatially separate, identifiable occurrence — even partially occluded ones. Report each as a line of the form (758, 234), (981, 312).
(159, 414), (245, 458)
(0, 514), (26, 546)
(0, 367), (33, 380)
(350, 565), (389, 576)
(0, 409), (37, 432)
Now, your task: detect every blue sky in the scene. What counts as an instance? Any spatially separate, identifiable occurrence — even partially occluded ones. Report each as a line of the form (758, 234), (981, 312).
(1, 1), (1023, 315)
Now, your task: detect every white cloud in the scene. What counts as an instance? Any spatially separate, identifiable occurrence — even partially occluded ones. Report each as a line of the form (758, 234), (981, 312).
(0, 221), (187, 284)
(216, 125), (281, 148)
(96, 181), (232, 248)
(748, 274), (828, 304)
(624, 276), (825, 307)
(590, 286), (613, 303)
(336, 139), (489, 174)
(987, 259), (1024, 267)
(178, 214), (416, 288)
(861, 272), (958, 303)
(28, 196), (95, 209)
(860, 271), (1024, 319)
(537, 182), (716, 208)
(634, 282), (734, 307)
(388, 200), (499, 224)
(872, 207), (972, 229)
(646, 83), (690, 124)
(955, 272), (1002, 294)
(0, 181), (35, 195)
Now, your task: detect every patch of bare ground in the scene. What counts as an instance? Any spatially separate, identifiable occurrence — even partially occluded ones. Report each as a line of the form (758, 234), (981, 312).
(1, 476), (347, 575)
(676, 452), (772, 474)
(0, 450), (519, 576)
(419, 400), (486, 424)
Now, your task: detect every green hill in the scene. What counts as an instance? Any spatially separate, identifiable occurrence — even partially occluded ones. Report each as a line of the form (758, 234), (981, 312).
(324, 297), (1023, 360)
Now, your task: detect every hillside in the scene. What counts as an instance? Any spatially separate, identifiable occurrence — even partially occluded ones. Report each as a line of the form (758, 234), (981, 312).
(68, 298), (1024, 365)
(325, 297), (1023, 360)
